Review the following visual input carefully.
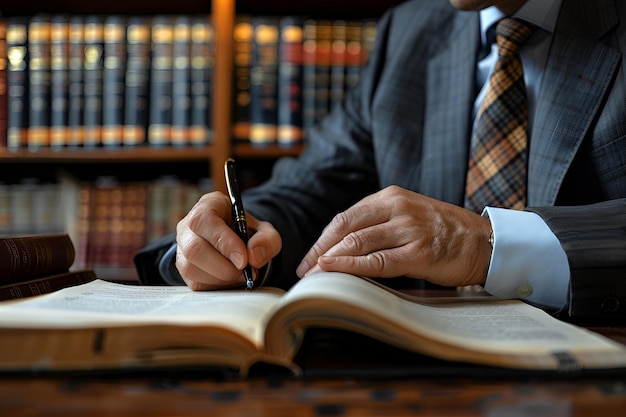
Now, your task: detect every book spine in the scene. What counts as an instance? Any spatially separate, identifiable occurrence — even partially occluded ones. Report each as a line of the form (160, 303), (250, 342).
(171, 15), (191, 147)
(6, 17), (29, 150)
(301, 19), (316, 142)
(8, 179), (37, 235)
(277, 16), (304, 148)
(67, 16), (85, 147)
(0, 183), (10, 234)
(82, 15), (104, 147)
(123, 16), (151, 146)
(121, 182), (148, 267)
(74, 183), (91, 268)
(148, 16), (174, 146)
(0, 269), (97, 301)
(312, 20), (332, 126)
(189, 16), (214, 146)
(101, 15), (127, 147)
(249, 16), (279, 147)
(344, 21), (363, 92)
(231, 16), (253, 144)
(0, 233), (76, 283)
(0, 19), (7, 149)
(27, 15), (52, 151)
(50, 15), (70, 149)
(329, 20), (347, 110)
(361, 19), (377, 66)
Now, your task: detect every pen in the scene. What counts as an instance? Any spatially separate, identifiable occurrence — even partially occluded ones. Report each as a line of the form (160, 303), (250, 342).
(224, 158), (255, 290)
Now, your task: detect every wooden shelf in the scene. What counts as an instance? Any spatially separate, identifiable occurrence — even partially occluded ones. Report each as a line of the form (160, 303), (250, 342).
(233, 143), (305, 159)
(0, 146), (214, 163)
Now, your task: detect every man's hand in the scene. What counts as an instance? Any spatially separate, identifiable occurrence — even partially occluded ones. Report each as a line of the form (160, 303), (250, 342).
(296, 186), (492, 287)
(175, 192), (282, 290)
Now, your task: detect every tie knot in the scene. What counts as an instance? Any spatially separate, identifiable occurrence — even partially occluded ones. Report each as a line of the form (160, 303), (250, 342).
(495, 18), (537, 56)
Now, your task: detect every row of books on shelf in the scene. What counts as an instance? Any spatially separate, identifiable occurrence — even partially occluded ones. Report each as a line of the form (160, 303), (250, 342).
(0, 13), (379, 152)
(0, 174), (213, 270)
(0, 14), (215, 151)
(232, 16), (378, 148)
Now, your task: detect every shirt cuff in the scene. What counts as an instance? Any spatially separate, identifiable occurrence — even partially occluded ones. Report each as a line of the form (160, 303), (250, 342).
(158, 243), (186, 286)
(482, 207), (569, 309)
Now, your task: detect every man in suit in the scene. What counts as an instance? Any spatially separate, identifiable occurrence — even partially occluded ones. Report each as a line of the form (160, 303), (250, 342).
(135, 0), (626, 318)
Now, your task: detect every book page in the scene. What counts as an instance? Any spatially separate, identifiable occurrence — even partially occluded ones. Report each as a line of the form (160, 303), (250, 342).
(270, 273), (626, 368)
(0, 280), (284, 348)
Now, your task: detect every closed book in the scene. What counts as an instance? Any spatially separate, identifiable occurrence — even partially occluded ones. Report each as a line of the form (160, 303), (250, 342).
(301, 19), (332, 140)
(6, 17), (29, 150)
(67, 15), (85, 147)
(249, 16), (280, 147)
(8, 179), (38, 235)
(0, 269), (96, 301)
(361, 19), (377, 66)
(189, 16), (214, 146)
(123, 16), (151, 146)
(49, 15), (70, 148)
(344, 21), (363, 91)
(0, 19), (7, 149)
(231, 16), (253, 144)
(27, 14), (52, 150)
(102, 15), (127, 147)
(171, 15), (191, 147)
(312, 20), (332, 125)
(329, 20), (347, 110)
(82, 15), (104, 147)
(0, 233), (75, 284)
(147, 16), (174, 146)
(277, 16), (304, 148)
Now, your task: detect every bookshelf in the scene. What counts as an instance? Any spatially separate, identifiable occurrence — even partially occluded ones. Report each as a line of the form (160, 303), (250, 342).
(0, 0), (404, 279)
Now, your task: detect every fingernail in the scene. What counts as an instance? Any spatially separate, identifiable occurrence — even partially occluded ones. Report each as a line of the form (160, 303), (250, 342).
(229, 252), (244, 269)
(296, 262), (309, 278)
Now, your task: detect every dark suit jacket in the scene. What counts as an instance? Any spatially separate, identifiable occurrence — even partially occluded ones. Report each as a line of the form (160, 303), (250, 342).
(136, 0), (626, 318)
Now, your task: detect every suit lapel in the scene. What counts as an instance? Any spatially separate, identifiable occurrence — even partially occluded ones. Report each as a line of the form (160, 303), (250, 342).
(528, 0), (621, 206)
(419, 13), (479, 205)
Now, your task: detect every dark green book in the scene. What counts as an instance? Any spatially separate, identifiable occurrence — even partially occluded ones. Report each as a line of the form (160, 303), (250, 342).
(249, 16), (280, 147)
(147, 15), (174, 147)
(6, 16), (30, 150)
(82, 15), (105, 147)
(123, 16), (151, 146)
(102, 15), (127, 147)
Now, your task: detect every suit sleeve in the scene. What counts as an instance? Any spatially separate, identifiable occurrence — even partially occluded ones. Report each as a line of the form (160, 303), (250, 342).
(529, 199), (626, 318)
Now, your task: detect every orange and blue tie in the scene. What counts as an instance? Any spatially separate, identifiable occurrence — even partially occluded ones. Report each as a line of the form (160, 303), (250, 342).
(465, 18), (537, 213)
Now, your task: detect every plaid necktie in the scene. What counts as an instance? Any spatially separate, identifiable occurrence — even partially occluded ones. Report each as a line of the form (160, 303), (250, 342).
(464, 18), (537, 213)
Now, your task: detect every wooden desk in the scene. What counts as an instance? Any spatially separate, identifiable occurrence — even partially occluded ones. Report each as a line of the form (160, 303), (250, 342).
(1, 325), (625, 416)
(1, 371), (626, 416)
(2, 285), (625, 416)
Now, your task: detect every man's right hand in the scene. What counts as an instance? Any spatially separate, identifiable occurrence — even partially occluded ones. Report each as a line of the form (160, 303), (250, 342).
(175, 191), (282, 290)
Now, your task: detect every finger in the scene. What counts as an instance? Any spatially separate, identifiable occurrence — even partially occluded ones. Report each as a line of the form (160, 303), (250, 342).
(179, 192), (249, 270)
(246, 218), (282, 269)
(175, 228), (244, 287)
(296, 203), (388, 277)
(317, 248), (408, 278)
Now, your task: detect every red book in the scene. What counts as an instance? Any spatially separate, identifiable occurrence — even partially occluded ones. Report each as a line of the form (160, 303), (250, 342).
(0, 234), (76, 284)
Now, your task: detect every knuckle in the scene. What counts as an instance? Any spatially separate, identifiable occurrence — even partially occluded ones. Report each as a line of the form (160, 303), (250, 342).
(343, 231), (367, 253)
(366, 252), (387, 274)
(330, 210), (352, 234)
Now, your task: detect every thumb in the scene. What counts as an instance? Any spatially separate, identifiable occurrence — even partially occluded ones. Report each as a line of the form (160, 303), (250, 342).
(246, 216), (282, 268)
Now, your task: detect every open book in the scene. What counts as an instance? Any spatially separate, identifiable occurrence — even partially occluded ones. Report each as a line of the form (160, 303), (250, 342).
(0, 272), (625, 376)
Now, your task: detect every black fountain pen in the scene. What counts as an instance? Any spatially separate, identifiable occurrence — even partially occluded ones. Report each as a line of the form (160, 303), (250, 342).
(224, 158), (255, 290)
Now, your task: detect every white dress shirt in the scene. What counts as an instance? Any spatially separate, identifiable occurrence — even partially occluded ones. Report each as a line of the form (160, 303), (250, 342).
(478, 0), (569, 309)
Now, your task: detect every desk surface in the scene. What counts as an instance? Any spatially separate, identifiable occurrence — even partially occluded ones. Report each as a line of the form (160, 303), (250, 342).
(1, 325), (625, 417)
(1, 371), (626, 416)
